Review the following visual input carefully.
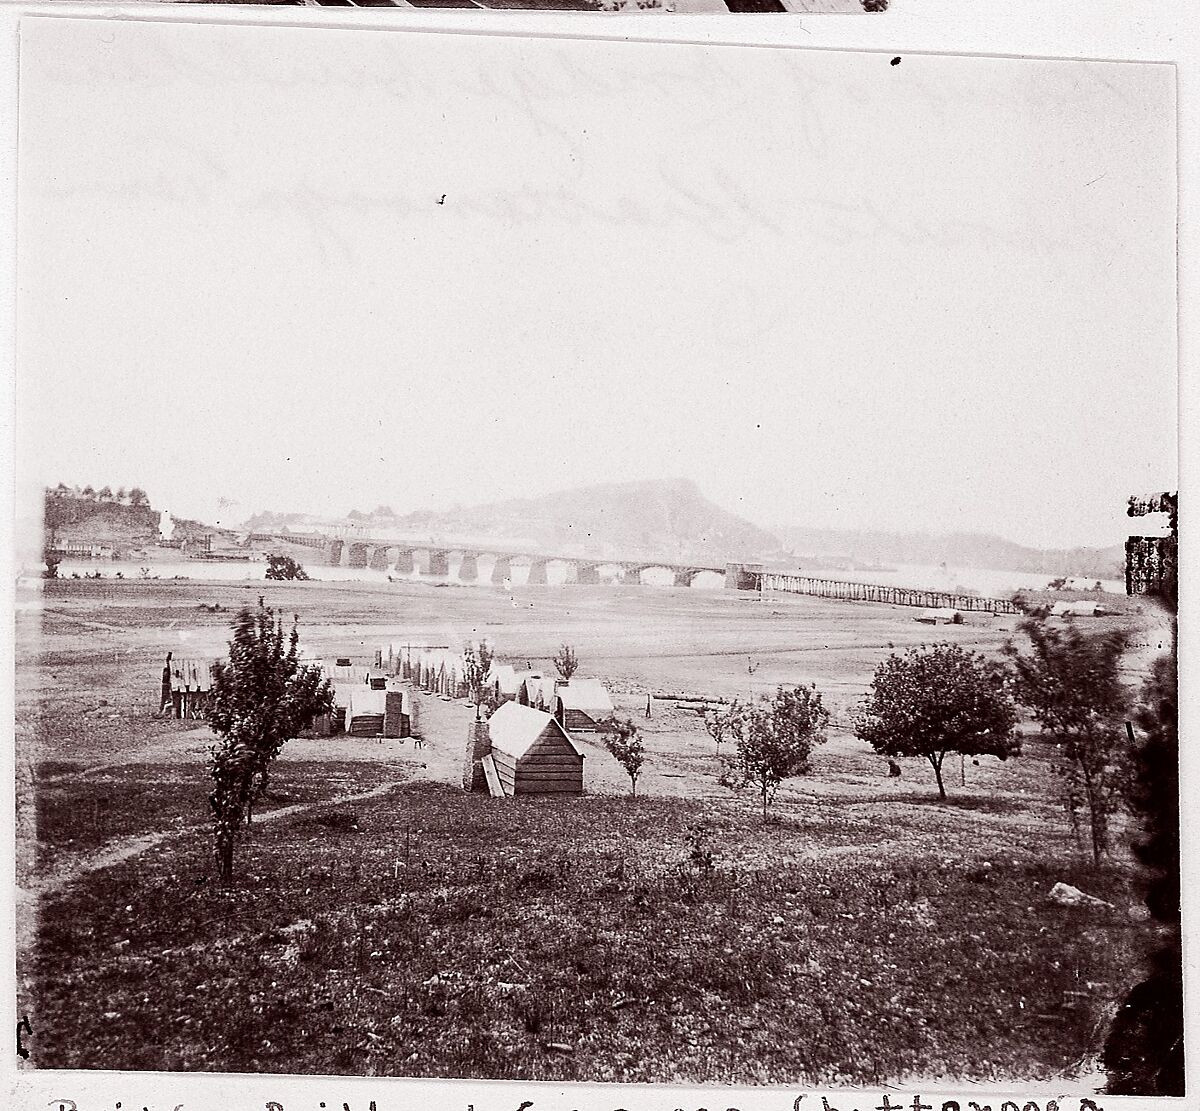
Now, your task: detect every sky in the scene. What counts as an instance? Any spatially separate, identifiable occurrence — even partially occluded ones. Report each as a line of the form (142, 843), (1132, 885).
(15, 20), (1178, 550)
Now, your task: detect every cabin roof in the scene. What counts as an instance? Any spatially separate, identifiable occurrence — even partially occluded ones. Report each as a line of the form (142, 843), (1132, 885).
(488, 701), (585, 760)
(555, 678), (614, 715)
(348, 688), (387, 716)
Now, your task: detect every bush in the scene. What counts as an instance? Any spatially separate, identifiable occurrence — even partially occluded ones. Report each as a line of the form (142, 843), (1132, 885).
(264, 555), (310, 581)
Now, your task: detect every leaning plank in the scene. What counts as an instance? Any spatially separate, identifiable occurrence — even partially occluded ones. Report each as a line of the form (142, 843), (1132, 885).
(482, 753), (507, 798)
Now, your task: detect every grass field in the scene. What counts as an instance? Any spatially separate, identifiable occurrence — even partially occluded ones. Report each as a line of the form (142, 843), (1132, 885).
(15, 576), (1167, 1086)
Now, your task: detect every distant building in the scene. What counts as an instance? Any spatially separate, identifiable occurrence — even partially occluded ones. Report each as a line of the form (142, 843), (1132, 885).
(53, 541), (114, 559)
(1063, 577), (1105, 592)
(915, 608), (962, 625)
(1051, 600), (1107, 618)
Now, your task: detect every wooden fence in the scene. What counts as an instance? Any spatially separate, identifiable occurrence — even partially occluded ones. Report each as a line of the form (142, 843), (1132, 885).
(755, 572), (1021, 614)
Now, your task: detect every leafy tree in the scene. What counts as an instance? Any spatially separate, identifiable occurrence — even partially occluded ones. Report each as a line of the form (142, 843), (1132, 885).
(704, 704), (735, 754)
(854, 644), (1019, 800)
(605, 717), (646, 797)
(98, 485), (113, 501)
(720, 685), (829, 822)
(128, 487), (149, 507)
(207, 601), (333, 883)
(115, 486), (127, 503)
(1103, 637), (1182, 1094)
(1004, 619), (1130, 865)
(264, 554), (311, 581)
(552, 643), (579, 681)
(82, 485), (96, 499)
(1123, 650), (1180, 919)
(462, 641), (495, 722)
(43, 548), (61, 579)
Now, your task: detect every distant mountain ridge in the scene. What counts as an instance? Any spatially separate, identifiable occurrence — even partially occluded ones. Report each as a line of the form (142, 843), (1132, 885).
(44, 480), (1124, 578)
(249, 479), (779, 564)
(246, 481), (1123, 578)
(774, 525), (1124, 580)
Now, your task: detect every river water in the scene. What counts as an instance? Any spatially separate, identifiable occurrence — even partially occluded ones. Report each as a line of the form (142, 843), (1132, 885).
(28, 557), (1125, 598)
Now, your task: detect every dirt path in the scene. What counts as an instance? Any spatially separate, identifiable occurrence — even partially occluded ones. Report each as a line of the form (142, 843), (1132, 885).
(27, 778), (403, 901)
(14, 775), (416, 985)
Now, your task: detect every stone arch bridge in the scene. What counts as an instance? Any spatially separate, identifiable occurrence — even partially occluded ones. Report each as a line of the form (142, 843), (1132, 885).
(251, 533), (730, 588)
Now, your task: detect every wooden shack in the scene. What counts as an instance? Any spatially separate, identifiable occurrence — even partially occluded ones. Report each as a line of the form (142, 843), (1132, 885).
(486, 701), (584, 797)
(168, 658), (216, 718)
(552, 678), (614, 732)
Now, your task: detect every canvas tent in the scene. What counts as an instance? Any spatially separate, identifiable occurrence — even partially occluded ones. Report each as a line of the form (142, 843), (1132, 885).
(486, 664), (521, 703)
(486, 701), (585, 797)
(517, 672), (557, 711)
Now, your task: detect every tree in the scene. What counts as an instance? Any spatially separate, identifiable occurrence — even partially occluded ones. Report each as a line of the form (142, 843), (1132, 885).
(1103, 641), (1182, 1094)
(462, 640), (494, 722)
(704, 704), (735, 754)
(115, 486), (127, 503)
(98, 485), (113, 501)
(264, 554), (311, 581)
(43, 548), (61, 579)
(720, 685), (829, 822)
(82, 485), (96, 499)
(1004, 619), (1130, 865)
(128, 487), (149, 507)
(854, 644), (1019, 800)
(207, 601), (333, 883)
(552, 644), (579, 681)
(605, 717), (646, 796)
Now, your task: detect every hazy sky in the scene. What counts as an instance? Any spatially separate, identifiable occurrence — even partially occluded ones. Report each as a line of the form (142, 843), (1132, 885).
(16, 19), (1177, 549)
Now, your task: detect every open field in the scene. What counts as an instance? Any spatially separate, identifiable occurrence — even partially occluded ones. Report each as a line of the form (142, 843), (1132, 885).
(15, 576), (1168, 1085)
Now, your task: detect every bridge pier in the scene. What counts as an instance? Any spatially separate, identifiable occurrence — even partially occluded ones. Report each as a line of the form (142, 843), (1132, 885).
(576, 562), (600, 585)
(348, 542), (370, 569)
(327, 539), (344, 567)
(725, 562), (763, 590)
(622, 568), (642, 586)
(458, 552), (478, 582)
(527, 559), (548, 585)
(394, 548), (414, 574)
(369, 546), (390, 571)
(492, 556), (512, 585)
(674, 569), (695, 588)
(428, 549), (450, 578)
